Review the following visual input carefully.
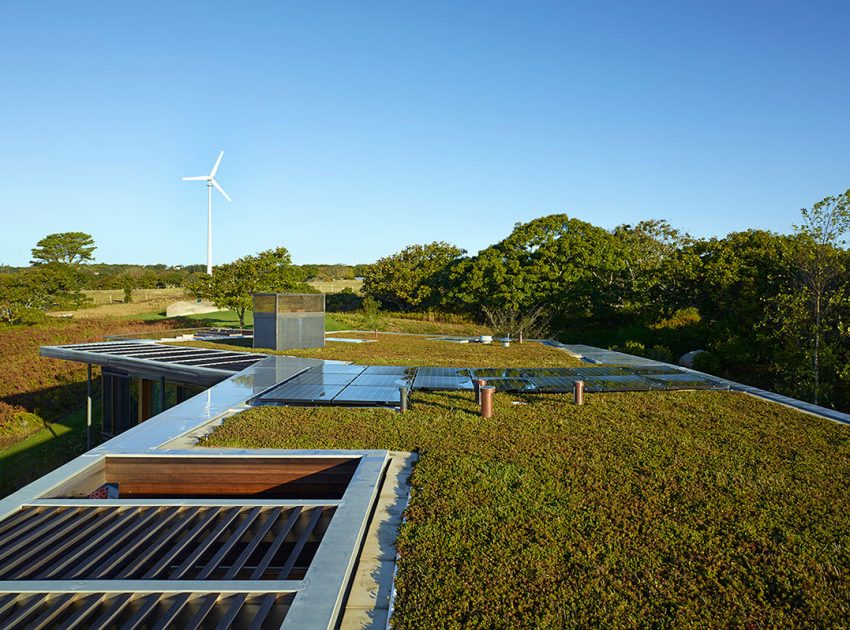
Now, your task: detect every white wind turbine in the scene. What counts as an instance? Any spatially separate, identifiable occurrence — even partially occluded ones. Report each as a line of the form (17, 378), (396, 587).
(182, 150), (232, 275)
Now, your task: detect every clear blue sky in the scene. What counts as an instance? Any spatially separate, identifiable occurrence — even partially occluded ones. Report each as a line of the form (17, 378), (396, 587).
(1, 1), (848, 267)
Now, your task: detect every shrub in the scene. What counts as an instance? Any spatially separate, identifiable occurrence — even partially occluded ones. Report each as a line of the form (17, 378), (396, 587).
(646, 345), (674, 363)
(693, 350), (721, 374)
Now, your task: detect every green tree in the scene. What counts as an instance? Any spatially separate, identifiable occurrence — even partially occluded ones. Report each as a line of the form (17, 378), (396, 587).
(188, 247), (303, 328)
(363, 242), (465, 311)
(610, 220), (689, 319)
(769, 191), (850, 405)
(0, 265), (87, 324)
(445, 215), (622, 322)
(31, 232), (96, 266)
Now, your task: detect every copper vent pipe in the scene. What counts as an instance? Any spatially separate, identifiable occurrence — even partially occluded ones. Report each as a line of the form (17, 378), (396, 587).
(474, 379), (487, 404)
(480, 385), (495, 418)
(573, 380), (585, 405)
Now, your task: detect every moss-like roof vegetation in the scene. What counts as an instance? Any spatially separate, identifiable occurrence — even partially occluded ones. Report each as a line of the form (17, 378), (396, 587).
(202, 337), (850, 626)
(184, 332), (586, 368)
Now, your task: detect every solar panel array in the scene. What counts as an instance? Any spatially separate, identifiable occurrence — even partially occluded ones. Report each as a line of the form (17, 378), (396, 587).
(459, 366), (726, 393)
(53, 341), (266, 373)
(256, 365), (414, 407)
(255, 361), (725, 407)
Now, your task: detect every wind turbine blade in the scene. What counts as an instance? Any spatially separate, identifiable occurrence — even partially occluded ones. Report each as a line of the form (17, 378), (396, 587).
(209, 150), (224, 177)
(211, 178), (232, 201)
(182, 176), (210, 181)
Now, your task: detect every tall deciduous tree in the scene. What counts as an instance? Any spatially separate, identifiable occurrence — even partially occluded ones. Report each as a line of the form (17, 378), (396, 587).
(362, 242), (465, 311)
(787, 190), (850, 404)
(31, 232), (96, 266)
(188, 247), (304, 328)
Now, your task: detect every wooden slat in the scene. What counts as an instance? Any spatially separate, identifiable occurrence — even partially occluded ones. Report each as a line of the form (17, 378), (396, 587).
(0, 508), (81, 566)
(0, 593), (46, 628)
(88, 593), (133, 628)
(14, 507), (120, 579)
(215, 594), (247, 630)
(115, 508), (199, 578)
(0, 507), (42, 538)
(278, 507), (323, 579)
(105, 457), (357, 499)
(247, 594), (278, 630)
(250, 506), (302, 579)
(26, 593), (75, 630)
(196, 507), (261, 579)
(168, 508), (241, 579)
(149, 594), (190, 630)
(223, 507), (282, 579)
(54, 593), (104, 630)
(0, 509), (95, 577)
(88, 507), (180, 578)
(37, 508), (140, 579)
(142, 508), (220, 578)
(183, 593), (219, 630)
(118, 593), (160, 630)
(65, 508), (159, 577)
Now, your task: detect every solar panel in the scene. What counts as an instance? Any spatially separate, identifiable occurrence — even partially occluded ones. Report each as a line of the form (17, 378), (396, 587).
(412, 374), (474, 390)
(628, 366), (683, 375)
(477, 377), (537, 392)
(414, 367), (467, 378)
(580, 375), (659, 392)
(260, 382), (346, 402)
(526, 376), (577, 392)
(312, 363), (368, 374)
(285, 370), (362, 386)
(361, 366), (413, 376)
(647, 374), (726, 390)
(470, 368), (528, 379)
(350, 373), (412, 387)
(333, 386), (404, 405)
(518, 367), (578, 377)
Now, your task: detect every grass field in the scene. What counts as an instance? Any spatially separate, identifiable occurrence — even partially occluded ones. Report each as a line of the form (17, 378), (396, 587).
(205, 388), (850, 627)
(0, 400), (100, 498)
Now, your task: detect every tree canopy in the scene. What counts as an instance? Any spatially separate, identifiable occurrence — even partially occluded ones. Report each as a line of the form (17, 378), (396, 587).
(362, 242), (465, 311)
(31, 232), (96, 266)
(188, 247), (306, 328)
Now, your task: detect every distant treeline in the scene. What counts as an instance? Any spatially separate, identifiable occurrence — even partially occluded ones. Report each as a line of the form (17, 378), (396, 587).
(0, 263), (369, 291)
(0, 231), (370, 326)
(359, 190), (850, 411)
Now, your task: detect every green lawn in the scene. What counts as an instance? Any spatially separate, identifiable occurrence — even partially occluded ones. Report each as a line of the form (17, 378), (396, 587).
(126, 309), (348, 332)
(0, 401), (100, 498)
(204, 386), (850, 626)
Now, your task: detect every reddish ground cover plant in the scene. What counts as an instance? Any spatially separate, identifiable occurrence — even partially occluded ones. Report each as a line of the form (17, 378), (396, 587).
(0, 318), (180, 448)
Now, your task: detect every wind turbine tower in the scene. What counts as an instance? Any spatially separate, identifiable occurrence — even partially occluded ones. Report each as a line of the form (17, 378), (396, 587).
(182, 150), (232, 274)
